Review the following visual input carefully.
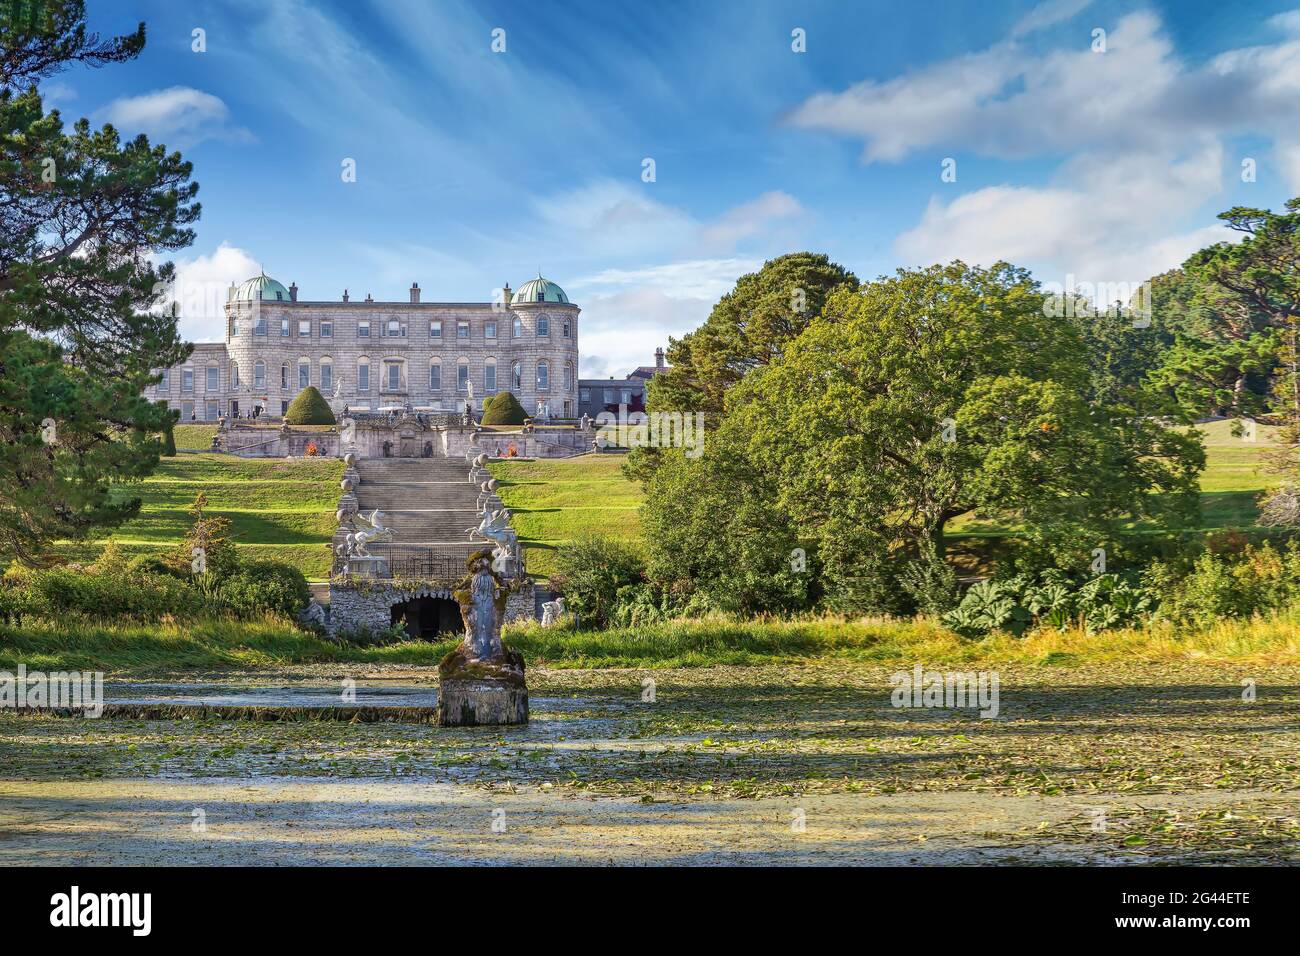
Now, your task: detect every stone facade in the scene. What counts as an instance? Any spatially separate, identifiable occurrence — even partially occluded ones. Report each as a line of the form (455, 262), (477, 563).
(146, 275), (581, 423)
(328, 579), (536, 635)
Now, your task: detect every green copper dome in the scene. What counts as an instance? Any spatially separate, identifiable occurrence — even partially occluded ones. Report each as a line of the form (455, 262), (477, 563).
(230, 272), (291, 302)
(512, 275), (568, 304)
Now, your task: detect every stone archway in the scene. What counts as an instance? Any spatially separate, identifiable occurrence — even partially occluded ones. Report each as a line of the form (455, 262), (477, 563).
(391, 595), (461, 640)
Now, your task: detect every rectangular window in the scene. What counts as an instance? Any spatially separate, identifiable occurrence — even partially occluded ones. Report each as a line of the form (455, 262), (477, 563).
(603, 388), (614, 405)
(321, 321), (332, 338)
(182, 368), (194, 393)
(485, 320), (497, 339)
(429, 364), (441, 390)
(512, 318), (522, 338)
(205, 400), (219, 421)
(281, 400), (289, 415)
(457, 321), (470, 339)
(254, 316), (267, 336)
(159, 370), (171, 392)
(230, 320), (239, 337)
(206, 366), (219, 392)
(580, 387), (590, 403)
(281, 365), (288, 389)
(485, 363), (496, 392)
(430, 320), (442, 339)
(181, 401), (194, 421)
(280, 318), (290, 337)
(563, 320), (572, 338)
(386, 363), (401, 392)
(320, 364), (332, 391)
(358, 364), (370, 391)
(537, 316), (550, 337)
(538, 364), (549, 390)
(299, 364), (310, 389)
(621, 389), (632, 405)
(457, 364), (469, 392)
(299, 320), (311, 337)
(255, 364), (266, 389)
(386, 320), (402, 338)
(564, 365), (573, 391)
(358, 321), (370, 338)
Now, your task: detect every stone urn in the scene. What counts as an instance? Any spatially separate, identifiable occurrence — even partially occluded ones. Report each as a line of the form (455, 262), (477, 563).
(437, 549), (528, 726)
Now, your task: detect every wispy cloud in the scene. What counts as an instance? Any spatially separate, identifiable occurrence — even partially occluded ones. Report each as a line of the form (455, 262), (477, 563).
(98, 87), (253, 150)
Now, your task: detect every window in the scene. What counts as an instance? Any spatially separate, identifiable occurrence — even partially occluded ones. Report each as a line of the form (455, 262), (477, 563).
(320, 359), (333, 392)
(485, 320), (497, 339)
(564, 363), (573, 392)
(537, 361), (549, 391)
(386, 319), (402, 338)
(206, 366), (219, 392)
(281, 364), (288, 389)
(563, 319), (571, 338)
(254, 316), (267, 336)
(457, 320), (470, 339)
(299, 319), (311, 337)
(457, 362), (469, 393)
(321, 320), (332, 338)
(182, 367), (194, 393)
(254, 360), (266, 389)
(429, 361), (441, 391)
(299, 360), (310, 389)
(512, 316), (522, 338)
(357, 358), (370, 391)
(429, 320), (442, 339)
(511, 361), (522, 391)
(603, 388), (613, 405)
(537, 315), (550, 337)
(358, 320), (370, 338)
(230, 319), (239, 338)
(280, 318), (290, 337)
(281, 401), (289, 415)
(205, 400), (219, 421)
(181, 400), (194, 421)
(159, 369), (171, 392)
(231, 363), (240, 388)
(621, 389), (632, 405)
(580, 387), (590, 403)
(386, 362), (402, 392)
(485, 359), (496, 392)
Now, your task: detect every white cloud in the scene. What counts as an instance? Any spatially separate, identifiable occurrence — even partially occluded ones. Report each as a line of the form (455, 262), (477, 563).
(698, 191), (805, 252)
(97, 87), (253, 149)
(1010, 0), (1093, 38)
(163, 242), (261, 343)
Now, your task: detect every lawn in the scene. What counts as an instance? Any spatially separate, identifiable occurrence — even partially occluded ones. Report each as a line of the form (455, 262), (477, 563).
(488, 454), (643, 578)
(58, 453), (343, 580)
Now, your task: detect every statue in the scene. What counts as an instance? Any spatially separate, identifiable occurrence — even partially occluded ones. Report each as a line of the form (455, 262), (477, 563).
(437, 550), (528, 726)
(467, 508), (516, 552)
(541, 596), (566, 626)
(346, 509), (393, 558)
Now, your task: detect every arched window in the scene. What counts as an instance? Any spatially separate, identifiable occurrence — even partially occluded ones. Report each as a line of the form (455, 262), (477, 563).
(536, 360), (549, 391)
(231, 361), (240, 388)
(536, 314), (550, 337)
(320, 357), (333, 392)
(484, 357), (497, 393)
(357, 357), (370, 392)
(457, 357), (469, 393)
(564, 362), (573, 392)
(253, 360), (266, 389)
(429, 357), (442, 391)
(511, 360), (521, 391)
(512, 316), (522, 338)
(298, 358), (311, 389)
(280, 363), (289, 390)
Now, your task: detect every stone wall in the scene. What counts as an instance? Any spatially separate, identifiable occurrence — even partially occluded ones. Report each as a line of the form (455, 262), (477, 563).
(216, 426), (340, 458)
(328, 578), (537, 636)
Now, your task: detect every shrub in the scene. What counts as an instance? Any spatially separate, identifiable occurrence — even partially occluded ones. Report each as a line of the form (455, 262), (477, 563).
(482, 391), (528, 425)
(942, 570), (1156, 637)
(17, 566), (205, 620)
(214, 560), (312, 618)
(550, 535), (647, 628)
(1149, 542), (1300, 626)
(168, 493), (240, 580)
(284, 386), (336, 425)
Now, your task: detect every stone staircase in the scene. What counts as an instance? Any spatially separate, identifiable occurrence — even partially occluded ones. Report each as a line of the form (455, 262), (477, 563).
(336, 457), (498, 564)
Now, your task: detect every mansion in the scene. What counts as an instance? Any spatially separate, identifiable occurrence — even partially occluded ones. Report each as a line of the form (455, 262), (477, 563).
(147, 272), (581, 421)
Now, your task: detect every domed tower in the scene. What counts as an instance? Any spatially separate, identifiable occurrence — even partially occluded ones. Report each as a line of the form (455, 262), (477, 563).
(223, 270), (296, 417)
(508, 274), (580, 417)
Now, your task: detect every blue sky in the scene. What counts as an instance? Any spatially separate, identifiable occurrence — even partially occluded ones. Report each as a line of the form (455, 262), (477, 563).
(47, 0), (1300, 375)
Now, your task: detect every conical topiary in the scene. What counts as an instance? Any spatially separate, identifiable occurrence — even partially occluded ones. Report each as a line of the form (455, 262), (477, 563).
(481, 391), (528, 425)
(284, 386), (336, 425)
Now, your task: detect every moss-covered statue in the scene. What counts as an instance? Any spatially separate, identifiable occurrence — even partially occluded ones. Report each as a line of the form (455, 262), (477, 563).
(437, 549), (528, 726)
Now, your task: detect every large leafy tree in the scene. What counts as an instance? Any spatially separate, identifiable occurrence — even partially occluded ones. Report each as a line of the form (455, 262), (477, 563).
(1, 1), (199, 562)
(644, 262), (1205, 612)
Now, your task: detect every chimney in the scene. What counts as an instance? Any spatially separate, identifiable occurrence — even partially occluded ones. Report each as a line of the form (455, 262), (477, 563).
(655, 347), (664, 369)
(410, 282), (420, 304)
(502, 283), (511, 307)
(342, 289), (350, 303)
(364, 293), (374, 303)
(289, 282), (298, 303)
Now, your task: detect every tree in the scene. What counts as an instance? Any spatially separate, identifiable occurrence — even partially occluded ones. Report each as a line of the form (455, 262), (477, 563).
(283, 386), (335, 425)
(646, 252), (858, 424)
(653, 262), (1204, 609)
(0, 2), (199, 563)
(481, 391), (527, 425)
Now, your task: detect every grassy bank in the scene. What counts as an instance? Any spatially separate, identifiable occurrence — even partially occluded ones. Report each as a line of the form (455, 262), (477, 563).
(3, 610), (1297, 674)
(55, 453), (343, 580)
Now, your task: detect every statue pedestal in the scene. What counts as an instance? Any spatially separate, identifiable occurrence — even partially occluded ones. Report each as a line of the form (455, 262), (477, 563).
(347, 555), (389, 579)
(437, 646), (528, 726)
